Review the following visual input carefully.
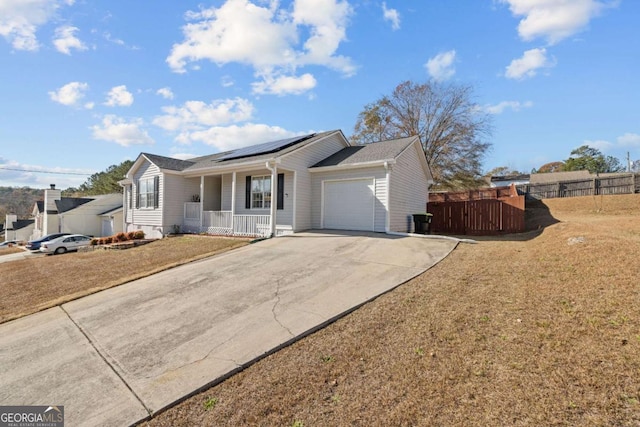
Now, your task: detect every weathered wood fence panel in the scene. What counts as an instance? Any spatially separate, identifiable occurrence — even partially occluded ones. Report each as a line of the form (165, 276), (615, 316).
(427, 196), (525, 235)
(519, 173), (640, 199)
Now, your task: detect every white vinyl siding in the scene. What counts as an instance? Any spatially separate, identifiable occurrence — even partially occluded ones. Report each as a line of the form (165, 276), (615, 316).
(59, 194), (122, 237)
(131, 161), (162, 227)
(311, 167), (387, 232)
(203, 176), (221, 211)
(389, 143), (429, 232)
(279, 131), (349, 231)
(163, 174), (199, 232)
(221, 173), (232, 211)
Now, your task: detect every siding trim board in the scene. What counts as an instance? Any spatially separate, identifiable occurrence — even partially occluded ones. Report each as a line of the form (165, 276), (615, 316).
(309, 159), (393, 173)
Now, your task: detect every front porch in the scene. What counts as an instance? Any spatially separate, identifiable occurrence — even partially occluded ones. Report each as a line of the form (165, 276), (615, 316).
(183, 205), (277, 238)
(183, 206), (293, 237)
(180, 164), (294, 238)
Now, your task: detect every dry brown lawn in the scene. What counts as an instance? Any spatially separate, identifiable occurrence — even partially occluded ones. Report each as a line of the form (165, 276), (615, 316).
(0, 235), (248, 323)
(144, 194), (640, 427)
(0, 246), (25, 255)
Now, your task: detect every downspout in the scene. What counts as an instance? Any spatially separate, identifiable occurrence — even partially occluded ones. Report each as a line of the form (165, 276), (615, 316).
(266, 160), (277, 238)
(384, 161), (392, 233)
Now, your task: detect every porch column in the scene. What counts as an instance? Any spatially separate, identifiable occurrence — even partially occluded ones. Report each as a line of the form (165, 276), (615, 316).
(200, 176), (204, 231)
(269, 163), (277, 237)
(231, 171), (236, 232)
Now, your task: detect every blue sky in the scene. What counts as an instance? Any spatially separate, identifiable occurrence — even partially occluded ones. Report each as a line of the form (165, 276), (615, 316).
(0, 0), (638, 189)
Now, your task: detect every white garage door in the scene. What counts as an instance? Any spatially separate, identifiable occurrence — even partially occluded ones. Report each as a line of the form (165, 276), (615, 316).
(323, 178), (375, 231)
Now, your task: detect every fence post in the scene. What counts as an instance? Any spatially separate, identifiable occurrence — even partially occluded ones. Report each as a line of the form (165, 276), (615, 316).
(593, 177), (597, 196)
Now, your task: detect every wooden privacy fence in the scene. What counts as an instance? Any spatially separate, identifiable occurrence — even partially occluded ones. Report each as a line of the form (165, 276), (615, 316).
(428, 185), (525, 235)
(518, 173), (640, 199)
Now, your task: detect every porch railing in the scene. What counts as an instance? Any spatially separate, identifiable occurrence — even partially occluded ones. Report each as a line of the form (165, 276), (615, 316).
(193, 207), (270, 237)
(203, 210), (233, 235)
(233, 214), (270, 237)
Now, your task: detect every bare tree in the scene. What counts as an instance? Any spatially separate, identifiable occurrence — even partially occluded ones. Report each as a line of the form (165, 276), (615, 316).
(352, 80), (492, 188)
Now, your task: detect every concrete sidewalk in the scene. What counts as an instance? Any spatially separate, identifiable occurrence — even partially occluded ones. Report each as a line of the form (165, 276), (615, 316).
(0, 232), (457, 426)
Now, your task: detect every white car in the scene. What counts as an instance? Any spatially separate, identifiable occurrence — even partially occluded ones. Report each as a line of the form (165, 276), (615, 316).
(40, 234), (92, 255)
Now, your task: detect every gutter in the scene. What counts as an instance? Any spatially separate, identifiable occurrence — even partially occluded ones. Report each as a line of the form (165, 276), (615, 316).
(309, 159), (396, 173)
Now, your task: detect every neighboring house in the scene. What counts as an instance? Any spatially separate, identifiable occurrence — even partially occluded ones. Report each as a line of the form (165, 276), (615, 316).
(30, 185), (123, 239)
(120, 130), (433, 239)
(4, 214), (34, 242)
(489, 174), (530, 188)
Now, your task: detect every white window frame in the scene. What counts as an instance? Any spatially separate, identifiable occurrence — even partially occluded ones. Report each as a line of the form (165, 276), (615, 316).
(251, 175), (272, 210)
(138, 178), (155, 209)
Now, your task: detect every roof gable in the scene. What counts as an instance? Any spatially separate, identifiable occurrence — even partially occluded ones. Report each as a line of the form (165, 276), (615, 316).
(311, 136), (418, 168)
(141, 153), (196, 171)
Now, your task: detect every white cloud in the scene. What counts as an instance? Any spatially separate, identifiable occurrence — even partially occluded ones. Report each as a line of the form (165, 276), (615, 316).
(580, 133), (640, 155)
(53, 25), (86, 55)
(292, 0), (354, 73)
(166, 0), (355, 95)
(152, 97), (305, 152)
(617, 133), (640, 148)
(0, 0), (74, 51)
(181, 123), (298, 151)
(485, 100), (533, 114)
(0, 156), (92, 189)
(505, 47), (554, 80)
(91, 115), (154, 147)
(425, 50), (456, 82)
(382, 2), (400, 30)
(221, 75), (235, 87)
(49, 81), (89, 107)
(156, 87), (174, 100)
(105, 85), (134, 107)
(499, 0), (614, 45)
(252, 73), (317, 96)
(584, 139), (613, 151)
(153, 98), (255, 133)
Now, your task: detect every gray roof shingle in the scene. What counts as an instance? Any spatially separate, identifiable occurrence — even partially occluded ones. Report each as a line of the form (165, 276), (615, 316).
(141, 153), (196, 171)
(311, 136), (418, 168)
(11, 219), (34, 230)
(55, 198), (93, 213)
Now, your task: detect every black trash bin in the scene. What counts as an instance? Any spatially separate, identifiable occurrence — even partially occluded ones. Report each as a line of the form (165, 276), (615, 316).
(412, 213), (433, 235)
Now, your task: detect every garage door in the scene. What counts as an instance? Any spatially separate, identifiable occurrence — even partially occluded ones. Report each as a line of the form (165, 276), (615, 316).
(323, 178), (375, 231)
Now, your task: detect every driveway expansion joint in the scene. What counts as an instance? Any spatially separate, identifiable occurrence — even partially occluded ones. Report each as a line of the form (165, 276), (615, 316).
(58, 305), (152, 417)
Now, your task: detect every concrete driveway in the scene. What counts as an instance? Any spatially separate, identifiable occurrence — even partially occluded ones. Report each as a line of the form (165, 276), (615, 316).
(0, 231), (457, 426)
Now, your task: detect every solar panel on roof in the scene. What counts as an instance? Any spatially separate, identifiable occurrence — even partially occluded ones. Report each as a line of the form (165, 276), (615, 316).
(217, 133), (316, 161)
